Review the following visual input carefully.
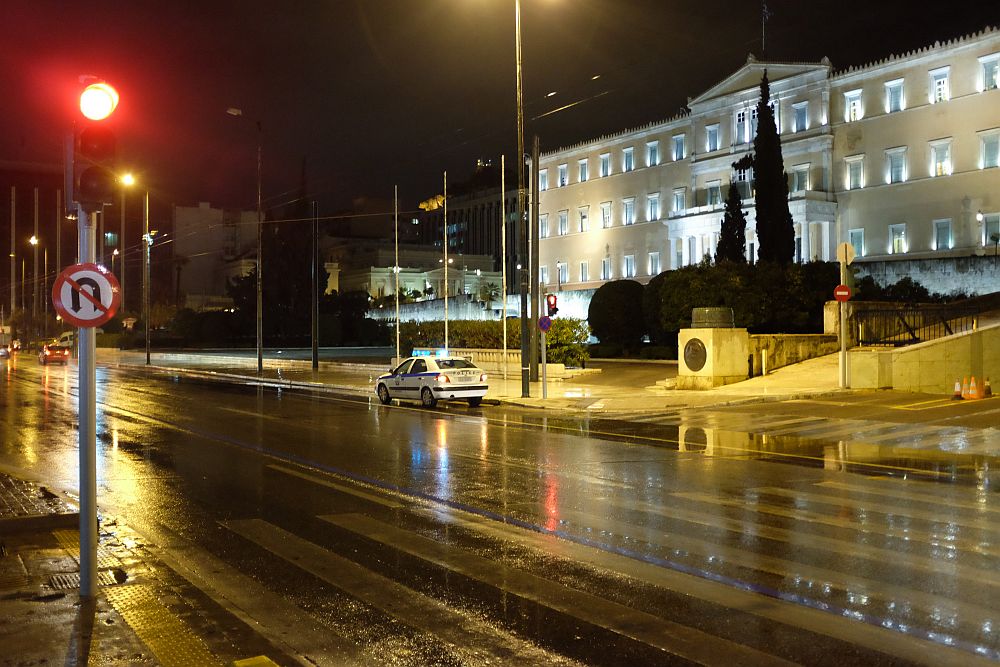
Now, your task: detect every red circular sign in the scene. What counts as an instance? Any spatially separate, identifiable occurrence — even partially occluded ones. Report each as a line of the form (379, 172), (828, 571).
(52, 263), (121, 328)
(834, 284), (852, 303)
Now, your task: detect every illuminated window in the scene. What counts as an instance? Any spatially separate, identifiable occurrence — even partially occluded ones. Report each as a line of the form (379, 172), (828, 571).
(647, 193), (660, 221)
(849, 228), (865, 258)
(885, 79), (904, 113)
(791, 164), (809, 192)
(844, 90), (863, 122)
(672, 188), (686, 212)
(539, 265), (549, 285)
(672, 135), (685, 161)
(539, 213), (548, 238)
(706, 124), (720, 152)
(706, 180), (722, 206)
(770, 100), (780, 133)
(845, 155), (865, 190)
(579, 261), (589, 282)
(981, 132), (999, 169)
(601, 257), (612, 280)
(558, 210), (569, 235)
(735, 109), (748, 144)
(539, 169), (548, 191)
(600, 201), (612, 228)
(889, 223), (907, 254)
(886, 147), (907, 183)
(933, 219), (953, 250)
(623, 198), (635, 225)
(981, 54), (1000, 91)
(599, 153), (611, 177)
(646, 141), (659, 166)
(578, 159), (589, 182)
(750, 107), (759, 137)
(982, 213), (1000, 246)
(578, 206), (589, 232)
(929, 139), (952, 177)
(557, 163), (568, 187)
(930, 67), (950, 103)
(623, 147), (634, 172)
(648, 251), (660, 276)
(792, 102), (808, 132)
(557, 262), (569, 284)
(623, 254), (636, 278)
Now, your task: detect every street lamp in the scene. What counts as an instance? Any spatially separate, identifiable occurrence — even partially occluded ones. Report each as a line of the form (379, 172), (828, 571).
(227, 107), (264, 375)
(514, 0), (530, 398)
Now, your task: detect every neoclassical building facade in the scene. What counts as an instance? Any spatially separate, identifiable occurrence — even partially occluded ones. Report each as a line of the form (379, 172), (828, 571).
(537, 27), (1000, 293)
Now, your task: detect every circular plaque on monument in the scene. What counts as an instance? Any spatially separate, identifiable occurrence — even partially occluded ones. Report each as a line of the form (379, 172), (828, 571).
(684, 337), (707, 372)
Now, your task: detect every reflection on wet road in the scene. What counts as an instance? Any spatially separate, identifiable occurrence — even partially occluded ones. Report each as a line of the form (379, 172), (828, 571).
(2, 356), (999, 665)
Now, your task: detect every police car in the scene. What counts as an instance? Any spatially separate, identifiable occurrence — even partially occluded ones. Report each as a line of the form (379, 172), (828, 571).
(375, 356), (488, 408)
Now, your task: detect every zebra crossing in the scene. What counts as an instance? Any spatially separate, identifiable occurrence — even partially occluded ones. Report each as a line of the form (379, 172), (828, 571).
(213, 462), (1000, 665)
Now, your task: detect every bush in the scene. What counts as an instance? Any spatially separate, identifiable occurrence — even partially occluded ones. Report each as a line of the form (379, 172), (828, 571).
(588, 280), (645, 350)
(642, 272), (670, 345)
(588, 342), (623, 358)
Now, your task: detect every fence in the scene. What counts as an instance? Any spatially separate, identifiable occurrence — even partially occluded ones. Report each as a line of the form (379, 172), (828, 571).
(855, 304), (978, 347)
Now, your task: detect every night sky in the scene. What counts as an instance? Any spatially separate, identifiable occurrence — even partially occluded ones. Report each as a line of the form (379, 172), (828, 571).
(3, 1), (997, 214)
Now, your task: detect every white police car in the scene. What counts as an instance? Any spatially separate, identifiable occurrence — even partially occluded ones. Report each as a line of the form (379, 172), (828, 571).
(375, 356), (488, 408)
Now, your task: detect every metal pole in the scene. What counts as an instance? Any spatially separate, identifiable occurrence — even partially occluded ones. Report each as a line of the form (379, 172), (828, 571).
(56, 190), (61, 316)
(394, 185), (400, 362)
(516, 0), (529, 398)
(77, 204), (97, 599)
(501, 155), (508, 383)
(311, 200), (319, 370)
(33, 188), (39, 328)
(9, 186), (15, 318)
(444, 171), (449, 353)
(256, 123), (263, 375)
(839, 259), (847, 389)
(529, 136), (540, 381)
(120, 187), (126, 309)
(143, 192), (150, 365)
(541, 327), (547, 399)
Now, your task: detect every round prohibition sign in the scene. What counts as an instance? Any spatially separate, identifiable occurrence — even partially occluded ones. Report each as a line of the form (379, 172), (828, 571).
(52, 262), (121, 328)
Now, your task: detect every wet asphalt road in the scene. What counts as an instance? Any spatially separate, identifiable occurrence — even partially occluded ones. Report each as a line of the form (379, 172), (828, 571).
(2, 356), (1000, 665)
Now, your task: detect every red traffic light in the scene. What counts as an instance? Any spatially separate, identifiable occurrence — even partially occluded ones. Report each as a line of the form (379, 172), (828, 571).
(545, 293), (558, 316)
(79, 82), (119, 121)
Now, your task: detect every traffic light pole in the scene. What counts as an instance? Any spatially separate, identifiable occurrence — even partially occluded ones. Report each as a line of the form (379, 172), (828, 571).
(76, 204), (98, 599)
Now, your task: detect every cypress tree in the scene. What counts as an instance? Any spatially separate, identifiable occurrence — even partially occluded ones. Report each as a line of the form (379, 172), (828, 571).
(751, 72), (795, 264)
(715, 183), (747, 263)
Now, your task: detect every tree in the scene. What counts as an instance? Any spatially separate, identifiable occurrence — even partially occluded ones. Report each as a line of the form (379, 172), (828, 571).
(588, 280), (645, 351)
(715, 183), (747, 263)
(746, 71), (795, 264)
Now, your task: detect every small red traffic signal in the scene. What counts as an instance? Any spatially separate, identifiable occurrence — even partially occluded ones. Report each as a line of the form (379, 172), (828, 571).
(546, 293), (558, 316)
(74, 81), (119, 212)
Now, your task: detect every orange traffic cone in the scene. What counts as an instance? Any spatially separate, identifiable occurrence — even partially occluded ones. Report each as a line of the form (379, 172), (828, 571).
(969, 376), (980, 400)
(952, 378), (963, 400)
(961, 377), (970, 399)
(986, 377), (993, 399)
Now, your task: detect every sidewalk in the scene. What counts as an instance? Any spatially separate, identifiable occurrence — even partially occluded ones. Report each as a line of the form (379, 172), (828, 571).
(0, 465), (292, 666)
(97, 348), (848, 413)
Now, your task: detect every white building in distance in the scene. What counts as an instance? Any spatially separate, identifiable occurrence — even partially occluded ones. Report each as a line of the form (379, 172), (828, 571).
(538, 27), (1000, 296)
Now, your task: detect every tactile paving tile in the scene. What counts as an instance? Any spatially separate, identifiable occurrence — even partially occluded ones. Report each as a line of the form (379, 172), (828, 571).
(105, 584), (223, 667)
(51, 529), (122, 569)
(48, 570), (118, 590)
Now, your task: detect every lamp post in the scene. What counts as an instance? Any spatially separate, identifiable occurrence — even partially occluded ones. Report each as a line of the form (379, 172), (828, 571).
(513, 0), (531, 398)
(120, 173), (135, 309)
(29, 235), (38, 340)
(227, 107), (264, 375)
(142, 192), (152, 365)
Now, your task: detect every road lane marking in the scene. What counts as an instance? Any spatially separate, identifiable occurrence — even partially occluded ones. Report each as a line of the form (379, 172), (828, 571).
(816, 480), (1000, 514)
(320, 512), (797, 667)
(267, 464), (405, 508)
(891, 398), (962, 410)
(222, 518), (573, 667)
(407, 506), (992, 667)
(672, 491), (1000, 558)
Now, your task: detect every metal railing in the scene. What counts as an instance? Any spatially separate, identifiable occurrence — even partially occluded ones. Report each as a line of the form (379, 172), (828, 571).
(855, 304), (978, 347)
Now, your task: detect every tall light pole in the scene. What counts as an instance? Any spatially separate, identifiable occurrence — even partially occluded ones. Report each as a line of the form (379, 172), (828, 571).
(227, 107), (264, 375)
(29, 234), (39, 339)
(120, 172), (135, 310)
(515, 0), (530, 398)
(143, 192), (152, 365)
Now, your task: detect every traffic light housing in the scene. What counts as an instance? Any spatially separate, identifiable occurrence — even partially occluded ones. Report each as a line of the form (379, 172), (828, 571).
(546, 293), (558, 317)
(74, 81), (119, 213)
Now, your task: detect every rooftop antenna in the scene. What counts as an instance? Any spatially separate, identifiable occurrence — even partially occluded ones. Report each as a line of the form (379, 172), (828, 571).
(761, 1), (773, 59)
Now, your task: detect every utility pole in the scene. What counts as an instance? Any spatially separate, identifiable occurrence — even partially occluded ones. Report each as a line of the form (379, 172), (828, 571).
(529, 135), (540, 381)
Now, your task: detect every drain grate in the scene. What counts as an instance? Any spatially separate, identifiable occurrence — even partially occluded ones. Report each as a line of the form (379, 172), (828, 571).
(49, 570), (120, 590)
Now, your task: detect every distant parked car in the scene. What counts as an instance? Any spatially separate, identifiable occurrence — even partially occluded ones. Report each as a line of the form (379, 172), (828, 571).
(0, 344), (9, 359)
(375, 356), (488, 408)
(38, 344), (72, 365)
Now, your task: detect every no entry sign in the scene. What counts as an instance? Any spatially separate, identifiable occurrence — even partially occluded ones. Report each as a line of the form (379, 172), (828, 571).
(834, 284), (852, 303)
(52, 263), (121, 328)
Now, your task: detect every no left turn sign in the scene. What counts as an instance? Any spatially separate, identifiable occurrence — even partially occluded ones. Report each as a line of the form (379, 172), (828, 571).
(52, 263), (121, 328)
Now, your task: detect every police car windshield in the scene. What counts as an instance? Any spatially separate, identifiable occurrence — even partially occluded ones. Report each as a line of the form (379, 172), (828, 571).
(437, 359), (475, 369)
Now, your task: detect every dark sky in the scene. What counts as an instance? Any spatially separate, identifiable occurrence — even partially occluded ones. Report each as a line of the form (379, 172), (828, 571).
(2, 1), (996, 213)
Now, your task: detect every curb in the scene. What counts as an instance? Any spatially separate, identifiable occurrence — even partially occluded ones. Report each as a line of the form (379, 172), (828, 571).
(0, 512), (80, 534)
